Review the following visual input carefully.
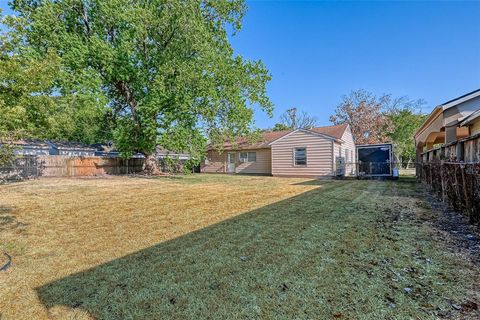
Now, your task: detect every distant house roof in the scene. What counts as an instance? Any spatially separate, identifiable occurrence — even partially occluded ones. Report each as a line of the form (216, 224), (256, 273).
(47, 141), (96, 151)
(211, 124), (349, 150)
(12, 139), (49, 147)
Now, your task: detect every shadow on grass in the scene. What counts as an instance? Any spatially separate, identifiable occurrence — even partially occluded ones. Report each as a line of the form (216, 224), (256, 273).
(35, 179), (464, 319)
(0, 205), (26, 231)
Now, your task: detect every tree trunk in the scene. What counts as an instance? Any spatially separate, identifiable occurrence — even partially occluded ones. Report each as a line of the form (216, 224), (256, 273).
(144, 154), (162, 175)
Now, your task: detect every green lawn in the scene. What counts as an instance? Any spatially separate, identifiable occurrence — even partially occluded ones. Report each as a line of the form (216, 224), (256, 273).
(1, 175), (478, 319)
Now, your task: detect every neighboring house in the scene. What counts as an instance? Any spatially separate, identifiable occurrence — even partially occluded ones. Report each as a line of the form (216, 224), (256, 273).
(414, 88), (480, 156)
(459, 109), (480, 136)
(12, 139), (51, 156)
(47, 141), (96, 156)
(92, 143), (121, 157)
(201, 124), (356, 178)
(156, 147), (191, 161)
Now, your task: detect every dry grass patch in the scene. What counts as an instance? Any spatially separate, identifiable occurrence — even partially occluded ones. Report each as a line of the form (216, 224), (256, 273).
(0, 175), (478, 319)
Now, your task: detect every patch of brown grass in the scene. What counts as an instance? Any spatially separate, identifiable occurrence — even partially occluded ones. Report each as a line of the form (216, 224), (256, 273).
(0, 175), (319, 319)
(0, 175), (478, 319)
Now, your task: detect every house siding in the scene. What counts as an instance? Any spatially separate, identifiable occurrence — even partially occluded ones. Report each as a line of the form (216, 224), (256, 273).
(340, 126), (356, 176)
(201, 148), (272, 174)
(201, 150), (226, 173)
(471, 120), (480, 136)
(235, 148), (271, 174)
(271, 130), (334, 177)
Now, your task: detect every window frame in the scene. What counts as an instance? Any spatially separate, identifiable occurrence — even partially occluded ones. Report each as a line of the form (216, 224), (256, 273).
(293, 147), (307, 167)
(239, 151), (256, 163)
(239, 152), (248, 162)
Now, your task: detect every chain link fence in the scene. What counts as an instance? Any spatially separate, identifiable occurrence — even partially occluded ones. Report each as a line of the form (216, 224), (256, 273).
(335, 161), (416, 177)
(0, 155), (39, 183)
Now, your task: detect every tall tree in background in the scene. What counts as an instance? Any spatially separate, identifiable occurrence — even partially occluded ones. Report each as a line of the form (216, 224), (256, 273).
(331, 89), (426, 162)
(275, 107), (317, 130)
(9, 0), (273, 173)
(388, 104), (427, 164)
(330, 90), (393, 144)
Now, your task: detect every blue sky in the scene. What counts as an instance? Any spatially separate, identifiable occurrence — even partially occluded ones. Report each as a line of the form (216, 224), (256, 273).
(230, 1), (480, 128)
(2, 1), (479, 129)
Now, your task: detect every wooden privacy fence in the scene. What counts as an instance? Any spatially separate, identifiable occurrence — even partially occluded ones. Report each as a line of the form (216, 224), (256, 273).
(0, 156), (144, 181)
(420, 133), (480, 224)
(37, 156), (144, 177)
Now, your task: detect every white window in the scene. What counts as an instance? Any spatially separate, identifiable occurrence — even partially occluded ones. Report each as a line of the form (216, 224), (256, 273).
(345, 149), (349, 163)
(294, 147), (307, 166)
(239, 152), (256, 162)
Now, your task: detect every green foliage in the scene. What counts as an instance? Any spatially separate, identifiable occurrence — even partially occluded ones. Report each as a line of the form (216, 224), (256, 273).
(331, 89), (426, 162)
(0, 12), (111, 144)
(0, 140), (15, 166)
(272, 123), (290, 131)
(8, 0), (273, 167)
(388, 107), (427, 163)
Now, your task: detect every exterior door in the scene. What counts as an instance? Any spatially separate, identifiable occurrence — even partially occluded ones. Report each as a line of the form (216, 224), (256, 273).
(227, 153), (236, 173)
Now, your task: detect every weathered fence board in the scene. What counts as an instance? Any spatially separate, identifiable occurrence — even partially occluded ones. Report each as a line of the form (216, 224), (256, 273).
(420, 134), (480, 224)
(37, 156), (144, 177)
(1, 156), (144, 181)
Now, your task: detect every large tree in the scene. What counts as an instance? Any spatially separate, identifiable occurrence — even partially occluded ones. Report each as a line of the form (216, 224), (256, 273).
(331, 89), (426, 163)
(0, 12), (112, 144)
(330, 89), (394, 144)
(9, 0), (273, 173)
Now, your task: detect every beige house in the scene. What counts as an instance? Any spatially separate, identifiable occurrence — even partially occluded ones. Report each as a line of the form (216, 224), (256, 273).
(201, 124), (356, 178)
(414, 88), (480, 157)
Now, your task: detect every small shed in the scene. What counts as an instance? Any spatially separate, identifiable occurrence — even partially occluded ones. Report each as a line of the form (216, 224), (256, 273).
(356, 143), (394, 177)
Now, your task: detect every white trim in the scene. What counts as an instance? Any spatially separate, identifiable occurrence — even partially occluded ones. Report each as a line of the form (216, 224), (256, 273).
(340, 124), (351, 141)
(269, 128), (340, 146)
(441, 90), (480, 110)
(293, 146), (307, 167)
(355, 143), (393, 148)
(226, 152), (236, 173)
(460, 109), (480, 126)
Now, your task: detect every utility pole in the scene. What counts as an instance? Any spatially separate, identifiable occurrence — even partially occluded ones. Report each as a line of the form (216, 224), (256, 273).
(287, 107), (297, 129)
